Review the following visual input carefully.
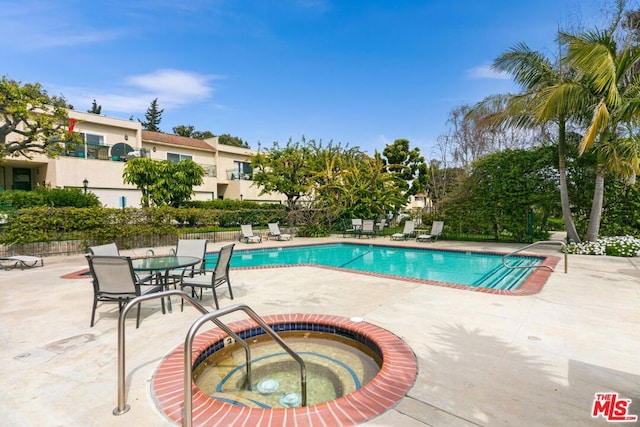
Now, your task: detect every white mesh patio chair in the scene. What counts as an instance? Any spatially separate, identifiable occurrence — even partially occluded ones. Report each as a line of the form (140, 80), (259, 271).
(86, 255), (165, 328)
(180, 244), (235, 310)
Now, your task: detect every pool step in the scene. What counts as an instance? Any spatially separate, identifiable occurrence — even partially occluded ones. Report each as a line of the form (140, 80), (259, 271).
(473, 259), (533, 290)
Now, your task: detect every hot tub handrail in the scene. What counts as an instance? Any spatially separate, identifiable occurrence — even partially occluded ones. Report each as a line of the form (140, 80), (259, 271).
(502, 240), (568, 273)
(184, 304), (308, 427)
(112, 290), (253, 417)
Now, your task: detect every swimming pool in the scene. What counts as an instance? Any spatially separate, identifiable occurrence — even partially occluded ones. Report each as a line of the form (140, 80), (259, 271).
(205, 243), (545, 291)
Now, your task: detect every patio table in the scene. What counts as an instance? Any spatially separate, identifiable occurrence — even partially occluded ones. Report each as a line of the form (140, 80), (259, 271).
(132, 255), (201, 312)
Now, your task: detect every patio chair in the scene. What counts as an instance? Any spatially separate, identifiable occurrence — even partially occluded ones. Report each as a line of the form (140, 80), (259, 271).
(376, 218), (387, 236)
(359, 219), (376, 238)
(167, 239), (208, 286)
(0, 255), (44, 270)
(416, 221), (444, 242)
(88, 242), (119, 256)
(391, 220), (415, 240)
(89, 241), (155, 283)
(86, 255), (165, 328)
(181, 244), (235, 310)
(267, 223), (292, 241)
(239, 224), (262, 243)
(343, 218), (363, 237)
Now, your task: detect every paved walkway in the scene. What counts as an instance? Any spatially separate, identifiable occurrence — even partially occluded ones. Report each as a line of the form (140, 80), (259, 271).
(0, 237), (638, 426)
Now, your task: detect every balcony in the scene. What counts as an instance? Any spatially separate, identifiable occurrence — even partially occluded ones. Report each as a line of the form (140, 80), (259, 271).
(62, 142), (150, 162)
(226, 169), (252, 180)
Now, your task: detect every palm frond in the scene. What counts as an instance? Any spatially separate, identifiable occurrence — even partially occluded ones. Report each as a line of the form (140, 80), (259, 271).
(580, 99), (610, 154)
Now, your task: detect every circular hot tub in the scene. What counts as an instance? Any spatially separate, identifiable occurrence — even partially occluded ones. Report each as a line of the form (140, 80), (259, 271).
(152, 314), (418, 426)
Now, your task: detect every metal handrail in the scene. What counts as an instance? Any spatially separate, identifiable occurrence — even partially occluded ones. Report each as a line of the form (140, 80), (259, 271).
(112, 290), (252, 416)
(183, 304), (307, 427)
(502, 240), (568, 273)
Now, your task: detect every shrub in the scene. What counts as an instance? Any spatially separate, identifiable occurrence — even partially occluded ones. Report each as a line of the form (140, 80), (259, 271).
(565, 235), (640, 257)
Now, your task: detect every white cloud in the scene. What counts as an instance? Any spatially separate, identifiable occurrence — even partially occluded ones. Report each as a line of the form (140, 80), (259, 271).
(126, 69), (220, 103)
(62, 69), (224, 115)
(0, 1), (121, 50)
(466, 65), (510, 80)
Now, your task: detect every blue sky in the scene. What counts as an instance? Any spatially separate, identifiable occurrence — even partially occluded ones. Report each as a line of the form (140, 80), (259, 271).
(2, 0), (606, 157)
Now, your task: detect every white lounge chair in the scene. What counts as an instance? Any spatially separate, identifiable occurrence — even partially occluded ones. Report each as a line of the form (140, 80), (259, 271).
(0, 255), (44, 270)
(343, 218), (363, 237)
(391, 220), (415, 240)
(360, 220), (376, 238)
(416, 221), (444, 242)
(267, 223), (292, 241)
(239, 224), (262, 243)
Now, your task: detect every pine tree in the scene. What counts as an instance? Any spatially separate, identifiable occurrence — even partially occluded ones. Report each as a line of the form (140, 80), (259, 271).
(140, 98), (163, 132)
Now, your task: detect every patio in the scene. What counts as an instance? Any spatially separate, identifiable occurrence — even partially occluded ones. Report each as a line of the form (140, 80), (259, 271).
(0, 237), (637, 426)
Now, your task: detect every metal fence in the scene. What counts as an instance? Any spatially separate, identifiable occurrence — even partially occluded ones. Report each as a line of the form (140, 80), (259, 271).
(0, 228), (245, 258)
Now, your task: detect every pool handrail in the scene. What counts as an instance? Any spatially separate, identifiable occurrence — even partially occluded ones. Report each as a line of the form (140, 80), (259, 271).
(183, 304), (308, 427)
(112, 291), (307, 427)
(502, 240), (568, 273)
(112, 290), (252, 417)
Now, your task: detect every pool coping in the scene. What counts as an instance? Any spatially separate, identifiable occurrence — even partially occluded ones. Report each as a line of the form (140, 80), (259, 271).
(61, 242), (559, 295)
(152, 313), (418, 427)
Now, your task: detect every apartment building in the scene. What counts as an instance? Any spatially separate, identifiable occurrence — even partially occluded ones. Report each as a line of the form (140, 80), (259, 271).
(0, 110), (285, 207)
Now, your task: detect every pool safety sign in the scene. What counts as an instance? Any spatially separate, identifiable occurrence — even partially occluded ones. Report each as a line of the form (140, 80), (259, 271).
(592, 393), (637, 422)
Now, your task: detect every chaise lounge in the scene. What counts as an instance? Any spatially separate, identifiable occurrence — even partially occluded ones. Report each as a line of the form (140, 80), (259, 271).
(0, 255), (44, 270)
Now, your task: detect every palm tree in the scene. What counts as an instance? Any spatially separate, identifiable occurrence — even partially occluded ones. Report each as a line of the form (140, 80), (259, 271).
(488, 42), (582, 243)
(547, 30), (640, 241)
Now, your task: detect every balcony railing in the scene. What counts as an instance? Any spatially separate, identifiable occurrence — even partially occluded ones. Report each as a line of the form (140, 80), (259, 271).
(62, 142), (150, 162)
(226, 169), (252, 180)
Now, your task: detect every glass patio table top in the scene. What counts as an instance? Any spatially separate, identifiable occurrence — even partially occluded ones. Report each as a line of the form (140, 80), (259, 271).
(131, 256), (201, 272)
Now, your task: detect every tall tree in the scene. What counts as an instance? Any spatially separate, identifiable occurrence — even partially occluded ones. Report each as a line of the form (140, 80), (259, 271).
(173, 124), (195, 137)
(192, 130), (215, 139)
(545, 29), (640, 241)
(87, 99), (102, 114)
(252, 138), (314, 210)
(122, 157), (204, 207)
(218, 133), (249, 148)
(0, 76), (74, 159)
(140, 98), (163, 132)
(490, 42), (582, 243)
(382, 138), (426, 195)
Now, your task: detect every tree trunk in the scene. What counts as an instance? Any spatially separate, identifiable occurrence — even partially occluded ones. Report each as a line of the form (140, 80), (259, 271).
(585, 167), (605, 242)
(557, 120), (581, 243)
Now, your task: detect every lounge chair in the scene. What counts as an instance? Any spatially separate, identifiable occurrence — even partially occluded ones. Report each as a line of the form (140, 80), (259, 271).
(416, 221), (444, 242)
(86, 255), (165, 328)
(0, 255), (44, 270)
(391, 220), (415, 240)
(181, 244), (235, 310)
(239, 224), (262, 243)
(267, 223), (292, 241)
(343, 218), (363, 237)
(359, 219), (376, 238)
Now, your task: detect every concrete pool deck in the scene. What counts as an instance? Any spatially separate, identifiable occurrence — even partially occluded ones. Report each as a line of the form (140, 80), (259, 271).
(0, 236), (638, 426)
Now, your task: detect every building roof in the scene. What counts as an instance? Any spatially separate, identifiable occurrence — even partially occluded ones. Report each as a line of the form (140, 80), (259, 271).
(141, 130), (216, 152)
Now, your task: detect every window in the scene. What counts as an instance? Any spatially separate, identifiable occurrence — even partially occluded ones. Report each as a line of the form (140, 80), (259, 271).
(233, 161), (253, 180)
(167, 153), (193, 163)
(67, 132), (105, 158)
(83, 133), (104, 146)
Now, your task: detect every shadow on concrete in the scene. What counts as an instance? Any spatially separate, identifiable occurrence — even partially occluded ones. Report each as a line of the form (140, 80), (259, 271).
(409, 324), (639, 426)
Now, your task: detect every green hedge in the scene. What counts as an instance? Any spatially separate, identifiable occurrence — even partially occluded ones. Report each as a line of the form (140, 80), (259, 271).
(0, 206), (288, 245)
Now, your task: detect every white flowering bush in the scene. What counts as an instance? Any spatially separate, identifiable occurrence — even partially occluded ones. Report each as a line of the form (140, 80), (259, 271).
(565, 236), (640, 257)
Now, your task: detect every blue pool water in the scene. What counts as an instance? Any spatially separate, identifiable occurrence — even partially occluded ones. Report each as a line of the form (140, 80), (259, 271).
(205, 243), (543, 291)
